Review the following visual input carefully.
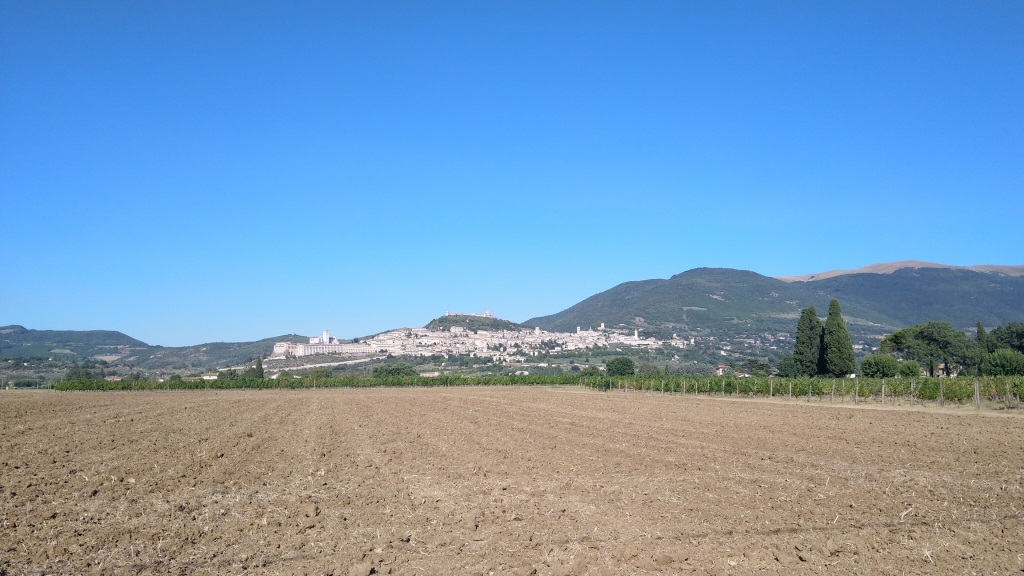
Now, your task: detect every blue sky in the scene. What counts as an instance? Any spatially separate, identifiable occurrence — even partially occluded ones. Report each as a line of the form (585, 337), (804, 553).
(2, 1), (1022, 346)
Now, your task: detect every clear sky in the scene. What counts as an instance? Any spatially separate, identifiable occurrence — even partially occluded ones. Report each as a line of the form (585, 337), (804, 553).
(2, 1), (1022, 346)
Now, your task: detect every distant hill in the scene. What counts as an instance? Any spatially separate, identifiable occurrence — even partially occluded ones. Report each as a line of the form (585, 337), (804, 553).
(117, 335), (308, 371)
(425, 314), (524, 332)
(0, 325), (307, 372)
(524, 265), (1024, 342)
(7, 261), (1022, 373)
(0, 325), (149, 359)
(775, 261), (1024, 282)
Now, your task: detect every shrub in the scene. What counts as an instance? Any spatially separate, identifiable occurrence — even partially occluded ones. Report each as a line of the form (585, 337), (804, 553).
(861, 354), (899, 378)
(898, 360), (922, 378)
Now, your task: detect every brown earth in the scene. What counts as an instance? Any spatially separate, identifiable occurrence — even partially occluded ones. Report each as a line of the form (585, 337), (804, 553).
(1, 387), (1021, 575)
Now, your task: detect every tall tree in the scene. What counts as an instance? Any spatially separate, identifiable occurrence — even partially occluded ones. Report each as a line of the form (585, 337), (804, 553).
(606, 357), (636, 376)
(966, 322), (990, 375)
(881, 321), (974, 377)
(990, 322), (1024, 354)
(793, 307), (823, 377)
(984, 348), (1024, 375)
(822, 299), (856, 377)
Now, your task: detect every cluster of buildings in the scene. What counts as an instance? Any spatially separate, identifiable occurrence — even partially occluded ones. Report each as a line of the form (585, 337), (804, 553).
(269, 314), (828, 367)
(271, 321), (664, 363)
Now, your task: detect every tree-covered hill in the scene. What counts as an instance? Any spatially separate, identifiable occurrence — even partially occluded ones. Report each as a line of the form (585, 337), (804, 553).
(0, 325), (308, 372)
(524, 266), (1024, 342)
(0, 325), (149, 359)
(809, 268), (1024, 329)
(116, 335), (308, 371)
(425, 314), (524, 332)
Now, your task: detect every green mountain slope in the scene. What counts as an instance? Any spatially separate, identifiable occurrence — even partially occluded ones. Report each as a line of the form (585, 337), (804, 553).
(809, 268), (1024, 329)
(0, 325), (149, 359)
(524, 267), (1024, 341)
(117, 336), (307, 371)
(0, 325), (307, 372)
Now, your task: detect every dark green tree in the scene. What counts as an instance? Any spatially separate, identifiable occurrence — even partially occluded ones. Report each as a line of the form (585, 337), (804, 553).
(792, 307), (823, 377)
(822, 299), (856, 377)
(961, 322), (990, 376)
(976, 322), (988, 350)
(371, 362), (419, 379)
(65, 366), (94, 381)
(776, 355), (801, 378)
(881, 322), (974, 377)
(898, 360), (922, 378)
(242, 357), (265, 380)
(606, 357), (636, 376)
(636, 362), (662, 377)
(990, 322), (1024, 354)
(984, 348), (1024, 376)
(737, 358), (772, 377)
(860, 354), (899, 378)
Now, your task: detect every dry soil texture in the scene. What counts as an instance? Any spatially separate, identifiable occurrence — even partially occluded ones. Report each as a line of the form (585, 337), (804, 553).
(1, 388), (1022, 575)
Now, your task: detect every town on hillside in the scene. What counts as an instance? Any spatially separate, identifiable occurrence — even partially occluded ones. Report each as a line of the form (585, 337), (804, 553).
(269, 312), (818, 367)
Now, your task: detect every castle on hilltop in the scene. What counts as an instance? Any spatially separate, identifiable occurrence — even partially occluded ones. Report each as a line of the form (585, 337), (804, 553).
(445, 310), (492, 318)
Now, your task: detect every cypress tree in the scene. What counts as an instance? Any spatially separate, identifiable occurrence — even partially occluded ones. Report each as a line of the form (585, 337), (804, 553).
(793, 307), (823, 377)
(822, 299), (856, 377)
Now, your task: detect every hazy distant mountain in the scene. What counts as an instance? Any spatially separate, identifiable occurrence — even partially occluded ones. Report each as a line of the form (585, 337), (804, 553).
(525, 264), (1024, 342)
(0, 325), (306, 372)
(0, 325), (148, 359)
(775, 261), (1024, 282)
(115, 336), (308, 371)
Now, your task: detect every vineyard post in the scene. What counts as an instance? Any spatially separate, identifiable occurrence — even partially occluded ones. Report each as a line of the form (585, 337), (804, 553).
(882, 382), (885, 405)
(939, 380), (944, 407)
(683, 380), (686, 395)
(788, 381), (792, 400)
(830, 380), (835, 403)
(722, 379), (726, 396)
(854, 380), (859, 405)
(974, 378), (980, 410)
(1004, 381), (1011, 410)
(910, 379), (915, 405)
(769, 379), (773, 398)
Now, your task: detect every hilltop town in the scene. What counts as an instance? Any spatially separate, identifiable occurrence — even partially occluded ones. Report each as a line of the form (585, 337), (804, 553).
(268, 311), (801, 373)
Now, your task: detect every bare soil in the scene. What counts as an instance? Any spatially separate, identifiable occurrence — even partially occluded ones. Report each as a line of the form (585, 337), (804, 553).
(1, 387), (1021, 575)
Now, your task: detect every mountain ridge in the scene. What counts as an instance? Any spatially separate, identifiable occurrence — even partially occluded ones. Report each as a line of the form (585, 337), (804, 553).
(775, 261), (1024, 282)
(5, 261), (1023, 372)
(525, 264), (1024, 344)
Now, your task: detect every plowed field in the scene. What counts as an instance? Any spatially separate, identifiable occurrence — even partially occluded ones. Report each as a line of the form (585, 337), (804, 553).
(2, 387), (1021, 575)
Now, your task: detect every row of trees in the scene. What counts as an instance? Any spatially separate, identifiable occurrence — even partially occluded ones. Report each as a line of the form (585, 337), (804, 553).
(875, 321), (1024, 377)
(780, 299), (856, 377)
